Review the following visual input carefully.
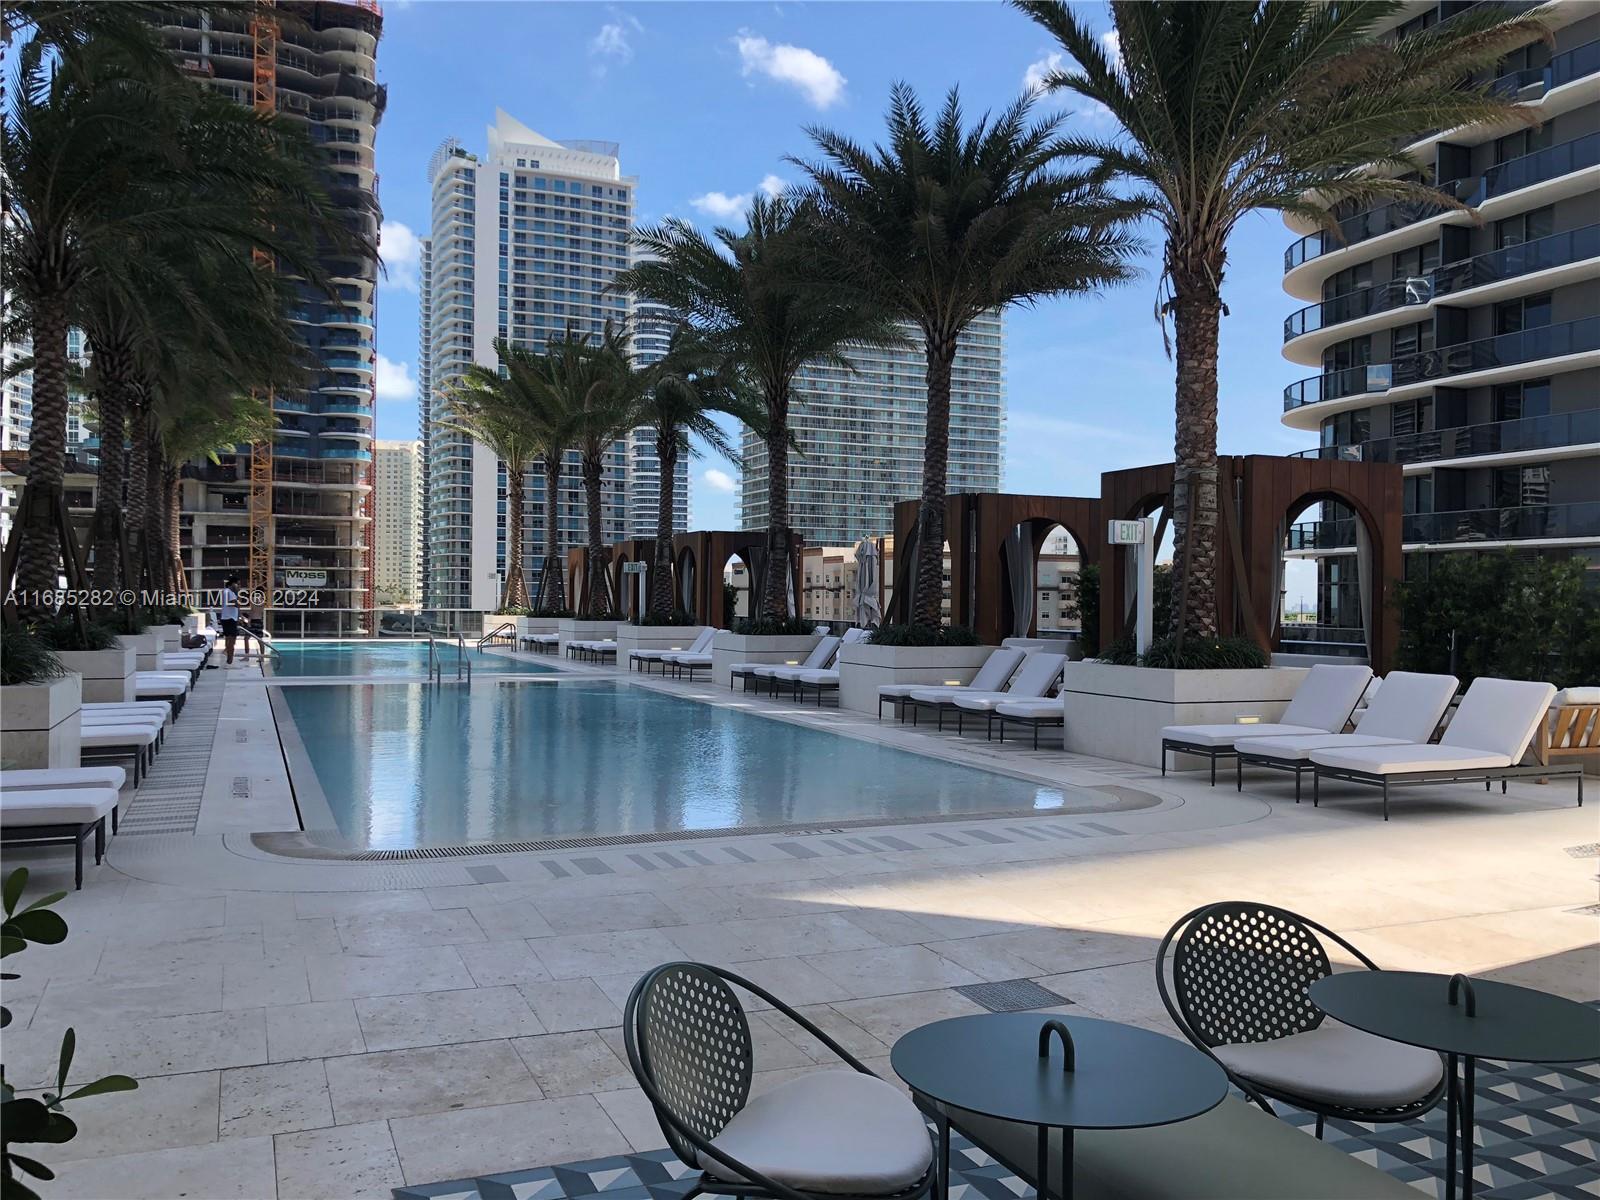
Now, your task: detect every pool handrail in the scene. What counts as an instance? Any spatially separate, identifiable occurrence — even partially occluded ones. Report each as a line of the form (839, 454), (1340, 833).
(478, 621), (516, 649)
(455, 634), (471, 681)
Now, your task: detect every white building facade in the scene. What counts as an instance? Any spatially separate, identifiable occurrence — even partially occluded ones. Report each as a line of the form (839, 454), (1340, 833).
(374, 439), (422, 606)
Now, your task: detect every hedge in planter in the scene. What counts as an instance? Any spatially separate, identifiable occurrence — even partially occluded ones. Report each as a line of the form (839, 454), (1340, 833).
(0, 627), (67, 688)
(868, 623), (979, 647)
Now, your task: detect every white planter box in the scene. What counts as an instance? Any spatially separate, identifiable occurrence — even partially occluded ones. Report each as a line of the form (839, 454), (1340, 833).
(512, 616), (562, 641)
(710, 632), (821, 688)
(120, 633), (166, 673)
(557, 619), (619, 656)
(184, 613), (211, 636)
(837, 643), (996, 715)
(1058, 662), (1307, 769)
(153, 624), (185, 650)
(617, 625), (708, 662)
(55, 646), (137, 704)
(0, 674), (82, 769)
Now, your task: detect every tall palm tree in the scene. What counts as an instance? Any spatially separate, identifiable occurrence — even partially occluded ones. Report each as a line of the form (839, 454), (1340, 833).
(1014, 0), (1548, 640)
(635, 326), (764, 620)
(568, 324), (646, 621)
(615, 195), (890, 619)
(797, 83), (1143, 628)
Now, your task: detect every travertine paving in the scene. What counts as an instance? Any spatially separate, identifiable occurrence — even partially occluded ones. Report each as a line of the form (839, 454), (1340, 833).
(3, 656), (1594, 1199)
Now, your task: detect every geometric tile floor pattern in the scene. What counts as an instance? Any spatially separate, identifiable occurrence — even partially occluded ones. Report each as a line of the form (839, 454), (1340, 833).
(395, 1054), (1600, 1200)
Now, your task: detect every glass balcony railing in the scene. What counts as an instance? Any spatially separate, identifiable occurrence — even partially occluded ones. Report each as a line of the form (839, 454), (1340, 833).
(1405, 501), (1600, 544)
(1283, 182), (1463, 272)
(1291, 409), (1600, 464)
(1286, 518), (1356, 551)
(322, 403), (373, 416)
(1550, 39), (1600, 88)
(1285, 225), (1600, 342)
(1285, 318), (1600, 410)
(1468, 133), (1600, 205)
(319, 448), (373, 460)
(273, 444), (311, 459)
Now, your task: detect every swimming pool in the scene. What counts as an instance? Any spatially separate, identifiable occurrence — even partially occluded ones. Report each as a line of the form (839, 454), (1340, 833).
(267, 640), (554, 678)
(279, 681), (1084, 849)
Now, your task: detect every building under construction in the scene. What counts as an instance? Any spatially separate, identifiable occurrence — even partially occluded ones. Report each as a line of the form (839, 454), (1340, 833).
(156, 1), (385, 636)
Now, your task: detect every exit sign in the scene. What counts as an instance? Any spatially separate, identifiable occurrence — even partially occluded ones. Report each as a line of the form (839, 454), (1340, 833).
(1108, 519), (1147, 545)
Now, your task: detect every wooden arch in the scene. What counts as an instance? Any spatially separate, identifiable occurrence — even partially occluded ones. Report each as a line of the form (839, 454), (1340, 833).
(670, 530), (804, 628)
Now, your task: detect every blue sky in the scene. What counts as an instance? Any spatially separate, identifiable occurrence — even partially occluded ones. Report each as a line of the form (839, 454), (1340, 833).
(370, 1), (1316, 584)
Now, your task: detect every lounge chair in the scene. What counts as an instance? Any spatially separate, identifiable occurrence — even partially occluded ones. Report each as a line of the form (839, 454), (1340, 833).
(1235, 671), (1458, 800)
(878, 646), (1025, 722)
(1160, 664), (1373, 784)
(1159, 902), (1445, 1140)
(2, 766), (127, 793)
(943, 653), (1068, 735)
(629, 627), (713, 673)
(992, 697), (1064, 749)
(624, 962), (934, 1200)
(1538, 687), (1600, 769)
(136, 673), (189, 714)
(0, 787), (121, 888)
(566, 639), (617, 662)
(80, 724), (160, 785)
(1310, 677), (1581, 819)
(775, 629), (871, 703)
(526, 632), (560, 654)
(752, 636), (843, 697)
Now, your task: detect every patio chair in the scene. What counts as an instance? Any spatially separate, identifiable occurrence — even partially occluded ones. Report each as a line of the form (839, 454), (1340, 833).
(1, 766), (127, 794)
(773, 629), (871, 702)
(630, 628), (714, 673)
(877, 646), (1025, 722)
(79, 723), (160, 786)
(1537, 687), (1600, 770)
(624, 962), (935, 1200)
(1157, 902), (1445, 1140)
(1160, 664), (1373, 785)
(942, 653), (1068, 735)
(0, 787), (121, 888)
(1235, 671), (1458, 801)
(1310, 677), (1581, 819)
(749, 636), (841, 697)
(992, 697), (1064, 749)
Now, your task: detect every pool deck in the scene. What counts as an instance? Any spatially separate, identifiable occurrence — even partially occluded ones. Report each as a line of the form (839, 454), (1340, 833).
(3, 649), (1595, 1199)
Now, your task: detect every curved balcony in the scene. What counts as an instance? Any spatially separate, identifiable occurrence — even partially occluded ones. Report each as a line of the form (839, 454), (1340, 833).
(1467, 132), (1599, 207)
(319, 448), (373, 461)
(1284, 363), (1393, 411)
(1406, 501), (1600, 545)
(320, 353), (373, 375)
(1290, 409), (1600, 466)
(1283, 185), (1463, 276)
(1283, 278), (1433, 344)
(322, 403), (373, 417)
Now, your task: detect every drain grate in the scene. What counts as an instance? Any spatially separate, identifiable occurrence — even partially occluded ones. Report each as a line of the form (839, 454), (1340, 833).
(231, 776), (251, 798)
(1565, 843), (1600, 858)
(955, 979), (1071, 1013)
(235, 729), (249, 743)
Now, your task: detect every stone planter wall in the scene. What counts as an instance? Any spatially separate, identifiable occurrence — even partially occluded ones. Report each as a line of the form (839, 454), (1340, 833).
(616, 625), (709, 662)
(120, 633), (166, 673)
(55, 646), (137, 704)
(153, 624), (186, 650)
(709, 633), (822, 689)
(837, 644), (996, 715)
(1058, 662), (1308, 769)
(0, 674), (82, 769)
(512, 616), (563, 642)
(557, 619), (620, 657)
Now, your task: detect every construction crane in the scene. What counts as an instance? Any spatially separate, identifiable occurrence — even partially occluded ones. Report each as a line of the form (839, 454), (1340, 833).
(247, 3), (278, 621)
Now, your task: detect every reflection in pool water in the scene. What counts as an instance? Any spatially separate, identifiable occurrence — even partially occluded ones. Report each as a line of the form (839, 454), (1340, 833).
(280, 681), (1073, 849)
(268, 640), (554, 678)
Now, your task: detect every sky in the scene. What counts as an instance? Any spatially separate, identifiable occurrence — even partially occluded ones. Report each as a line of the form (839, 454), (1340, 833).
(369, 1), (1320, 598)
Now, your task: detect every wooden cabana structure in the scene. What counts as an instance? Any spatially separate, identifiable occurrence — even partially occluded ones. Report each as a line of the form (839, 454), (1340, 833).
(671, 529), (805, 628)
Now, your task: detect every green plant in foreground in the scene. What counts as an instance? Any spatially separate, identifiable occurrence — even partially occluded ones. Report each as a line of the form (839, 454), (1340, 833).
(2, 869), (138, 1200)
(0, 628), (67, 688)
(733, 615), (818, 636)
(28, 615), (120, 653)
(868, 623), (981, 648)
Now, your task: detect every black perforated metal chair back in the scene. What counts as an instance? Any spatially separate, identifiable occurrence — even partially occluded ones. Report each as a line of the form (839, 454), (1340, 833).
(629, 962), (755, 1166)
(1168, 902), (1334, 1048)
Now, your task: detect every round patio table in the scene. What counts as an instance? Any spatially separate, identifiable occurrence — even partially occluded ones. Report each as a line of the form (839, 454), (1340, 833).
(1312, 971), (1600, 1200)
(891, 1012), (1228, 1200)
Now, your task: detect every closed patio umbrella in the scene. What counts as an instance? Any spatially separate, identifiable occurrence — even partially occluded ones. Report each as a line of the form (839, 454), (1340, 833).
(853, 538), (883, 629)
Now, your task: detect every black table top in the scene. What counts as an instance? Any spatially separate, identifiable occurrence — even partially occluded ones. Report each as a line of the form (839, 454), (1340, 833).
(891, 1012), (1228, 1131)
(1312, 972), (1600, 1064)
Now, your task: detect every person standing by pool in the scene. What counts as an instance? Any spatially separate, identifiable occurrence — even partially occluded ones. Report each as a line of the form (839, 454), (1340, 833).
(218, 576), (242, 666)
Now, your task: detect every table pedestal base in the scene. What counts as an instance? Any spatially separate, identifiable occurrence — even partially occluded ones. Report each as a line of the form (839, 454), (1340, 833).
(1445, 1053), (1476, 1200)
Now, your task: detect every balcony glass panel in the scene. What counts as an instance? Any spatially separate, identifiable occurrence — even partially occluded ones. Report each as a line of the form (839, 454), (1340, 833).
(1391, 317), (1600, 387)
(1404, 501), (1600, 543)
(1291, 410), (1600, 463)
(1284, 364), (1394, 410)
(1282, 183), (1462, 272)
(1550, 39), (1600, 88)
(1472, 133), (1599, 203)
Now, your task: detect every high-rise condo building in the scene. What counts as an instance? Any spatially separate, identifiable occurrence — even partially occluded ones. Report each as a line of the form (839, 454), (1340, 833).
(624, 280), (690, 538)
(374, 439), (422, 606)
(1281, 3), (1598, 643)
(154, 2), (385, 636)
(738, 314), (1006, 545)
(421, 112), (679, 624)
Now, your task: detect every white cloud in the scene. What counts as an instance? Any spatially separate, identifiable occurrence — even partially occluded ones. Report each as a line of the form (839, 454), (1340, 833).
(702, 467), (736, 494)
(1100, 29), (1123, 72)
(589, 12), (642, 74)
(1023, 51), (1064, 97)
(375, 354), (416, 403)
(690, 190), (751, 220)
(734, 31), (845, 109)
(758, 173), (786, 197)
(379, 220), (421, 292)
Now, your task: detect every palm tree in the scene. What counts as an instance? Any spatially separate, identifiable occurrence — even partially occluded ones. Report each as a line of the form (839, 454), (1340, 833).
(797, 83), (1143, 628)
(615, 195), (890, 620)
(1014, 0), (1548, 640)
(635, 326), (764, 620)
(568, 324), (646, 621)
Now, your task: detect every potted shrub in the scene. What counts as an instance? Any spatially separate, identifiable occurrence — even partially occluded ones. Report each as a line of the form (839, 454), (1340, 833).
(618, 610), (707, 663)
(0, 627), (81, 769)
(31, 616), (136, 704)
(710, 616), (823, 688)
(837, 623), (994, 715)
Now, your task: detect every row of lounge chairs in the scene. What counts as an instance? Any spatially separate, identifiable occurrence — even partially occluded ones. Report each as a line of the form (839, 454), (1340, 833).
(1, 631), (216, 886)
(877, 646), (1070, 748)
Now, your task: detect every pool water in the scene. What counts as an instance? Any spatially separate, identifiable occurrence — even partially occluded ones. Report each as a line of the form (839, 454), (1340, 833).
(280, 681), (1074, 849)
(268, 640), (554, 678)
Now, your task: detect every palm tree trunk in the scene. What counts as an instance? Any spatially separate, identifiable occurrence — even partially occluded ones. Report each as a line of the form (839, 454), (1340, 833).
(538, 456), (567, 614)
(581, 451), (611, 620)
(89, 341), (134, 593)
(502, 459), (531, 610)
(144, 438), (165, 592)
(1169, 272), (1224, 640)
(13, 291), (73, 609)
(126, 398), (151, 587)
(165, 463), (184, 597)
(911, 335), (957, 628)
(649, 428), (678, 620)
(760, 385), (791, 619)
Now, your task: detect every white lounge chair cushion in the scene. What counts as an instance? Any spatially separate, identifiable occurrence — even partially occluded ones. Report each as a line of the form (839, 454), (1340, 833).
(79, 725), (158, 748)
(1440, 677), (1557, 761)
(643, 629), (715, 658)
(878, 682), (929, 699)
(665, 653), (713, 667)
(0, 787), (119, 826)
(85, 702), (170, 714)
(135, 679), (187, 697)
(701, 1070), (932, 1194)
(1242, 733), (1409, 762)
(998, 653), (1068, 699)
(1310, 743), (1513, 774)
(1348, 672), (1458, 743)
(995, 699), (1063, 719)
(530, 633), (560, 644)
(1214, 1021), (1443, 1109)
(82, 713), (163, 729)
(950, 691), (1021, 712)
(792, 669), (839, 685)
(1554, 687), (1600, 705)
(2, 767), (126, 792)
(1279, 665), (1376, 733)
(1161, 723), (1328, 748)
(910, 686), (999, 705)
